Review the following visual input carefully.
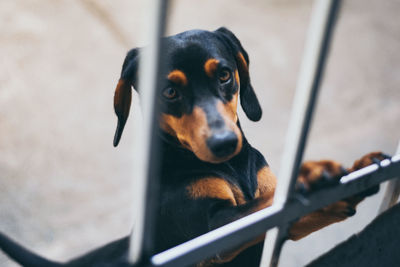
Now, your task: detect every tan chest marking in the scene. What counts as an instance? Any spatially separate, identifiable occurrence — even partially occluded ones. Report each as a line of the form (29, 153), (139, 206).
(187, 177), (246, 206)
(254, 166), (277, 199)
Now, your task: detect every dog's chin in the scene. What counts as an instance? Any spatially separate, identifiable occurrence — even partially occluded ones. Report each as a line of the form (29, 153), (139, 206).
(193, 147), (241, 164)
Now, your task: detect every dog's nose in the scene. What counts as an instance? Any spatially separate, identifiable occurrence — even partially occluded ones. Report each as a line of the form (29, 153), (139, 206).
(207, 131), (238, 158)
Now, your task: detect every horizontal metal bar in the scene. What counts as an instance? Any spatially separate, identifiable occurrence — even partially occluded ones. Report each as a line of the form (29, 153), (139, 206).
(149, 155), (400, 267)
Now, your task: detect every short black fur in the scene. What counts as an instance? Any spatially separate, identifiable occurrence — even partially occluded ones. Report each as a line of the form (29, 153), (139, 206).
(1, 28), (268, 267)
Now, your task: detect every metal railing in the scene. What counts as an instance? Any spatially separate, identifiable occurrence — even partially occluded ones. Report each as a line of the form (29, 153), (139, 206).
(128, 0), (400, 266)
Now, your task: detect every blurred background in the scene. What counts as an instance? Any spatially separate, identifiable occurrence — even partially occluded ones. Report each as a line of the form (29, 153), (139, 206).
(1, 0), (399, 266)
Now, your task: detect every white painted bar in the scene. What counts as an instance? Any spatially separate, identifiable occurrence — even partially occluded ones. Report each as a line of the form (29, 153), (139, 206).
(128, 0), (167, 263)
(259, 1), (337, 266)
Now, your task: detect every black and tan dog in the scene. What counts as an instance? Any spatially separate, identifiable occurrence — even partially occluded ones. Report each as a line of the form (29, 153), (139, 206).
(0, 28), (385, 267)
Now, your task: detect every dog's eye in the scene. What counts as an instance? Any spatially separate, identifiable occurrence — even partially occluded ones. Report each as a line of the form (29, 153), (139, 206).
(162, 87), (179, 100)
(219, 69), (231, 83)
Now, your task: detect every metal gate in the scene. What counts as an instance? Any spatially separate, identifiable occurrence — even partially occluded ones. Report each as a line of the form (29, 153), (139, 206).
(127, 0), (400, 266)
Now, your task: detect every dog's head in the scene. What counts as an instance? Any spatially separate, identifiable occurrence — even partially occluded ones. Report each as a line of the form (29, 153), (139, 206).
(113, 27), (262, 163)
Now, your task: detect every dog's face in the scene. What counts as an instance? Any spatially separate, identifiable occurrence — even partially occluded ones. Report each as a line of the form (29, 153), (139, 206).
(113, 28), (262, 163)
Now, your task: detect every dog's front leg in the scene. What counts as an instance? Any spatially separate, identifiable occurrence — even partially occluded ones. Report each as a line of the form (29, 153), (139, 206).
(187, 177), (274, 265)
(289, 152), (388, 240)
(201, 197), (272, 265)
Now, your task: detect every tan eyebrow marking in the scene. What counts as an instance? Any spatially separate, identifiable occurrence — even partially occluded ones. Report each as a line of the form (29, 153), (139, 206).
(204, 58), (219, 78)
(167, 70), (188, 86)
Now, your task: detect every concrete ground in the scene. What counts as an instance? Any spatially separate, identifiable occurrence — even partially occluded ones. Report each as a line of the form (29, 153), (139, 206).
(1, 0), (399, 266)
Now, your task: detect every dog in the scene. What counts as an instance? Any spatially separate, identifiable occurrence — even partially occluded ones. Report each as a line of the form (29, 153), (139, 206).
(0, 27), (386, 267)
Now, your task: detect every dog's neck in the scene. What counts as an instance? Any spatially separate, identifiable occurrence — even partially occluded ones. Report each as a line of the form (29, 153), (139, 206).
(158, 121), (265, 200)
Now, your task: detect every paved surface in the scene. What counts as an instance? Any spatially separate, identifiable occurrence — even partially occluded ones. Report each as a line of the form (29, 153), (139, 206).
(1, 0), (399, 266)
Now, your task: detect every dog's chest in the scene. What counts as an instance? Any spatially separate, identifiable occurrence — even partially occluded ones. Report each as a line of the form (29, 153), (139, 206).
(185, 165), (276, 206)
(231, 165), (276, 205)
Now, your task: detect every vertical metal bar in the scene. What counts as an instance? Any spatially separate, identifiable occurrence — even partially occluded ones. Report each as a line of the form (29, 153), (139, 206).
(259, 0), (341, 266)
(378, 140), (400, 214)
(129, 0), (169, 264)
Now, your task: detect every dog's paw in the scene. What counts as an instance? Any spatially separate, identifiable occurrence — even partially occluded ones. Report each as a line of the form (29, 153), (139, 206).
(320, 200), (357, 219)
(346, 152), (390, 199)
(349, 151), (391, 172)
(296, 160), (347, 194)
(289, 199), (357, 240)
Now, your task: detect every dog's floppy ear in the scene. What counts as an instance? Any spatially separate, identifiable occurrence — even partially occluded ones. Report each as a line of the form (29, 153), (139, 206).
(214, 27), (262, 121)
(113, 48), (139, 147)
